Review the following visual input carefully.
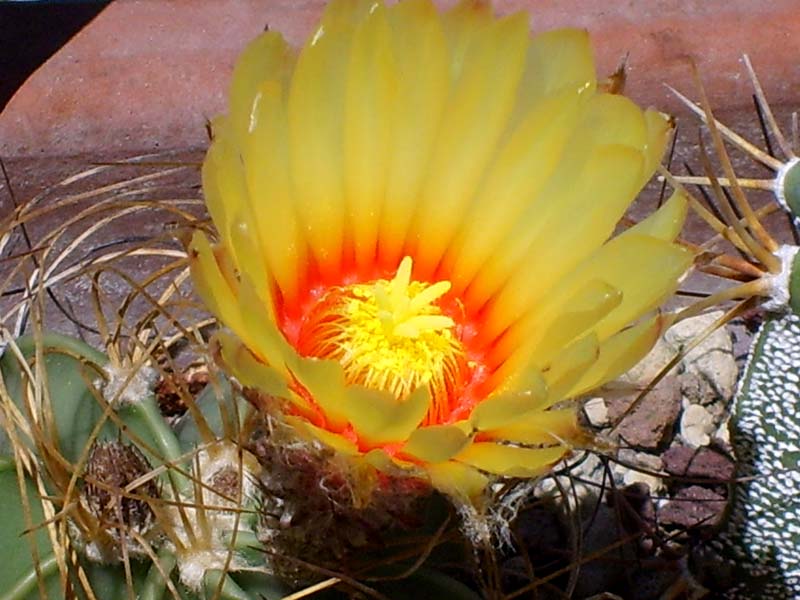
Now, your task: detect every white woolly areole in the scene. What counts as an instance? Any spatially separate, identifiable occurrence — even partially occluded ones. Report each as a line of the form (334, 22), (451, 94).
(170, 444), (261, 591)
(97, 363), (158, 408)
(762, 245), (800, 313)
(775, 157), (800, 213)
(195, 443), (260, 505)
(171, 502), (253, 591)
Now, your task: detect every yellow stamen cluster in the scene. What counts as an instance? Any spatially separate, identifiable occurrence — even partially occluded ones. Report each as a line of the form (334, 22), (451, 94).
(299, 258), (466, 415)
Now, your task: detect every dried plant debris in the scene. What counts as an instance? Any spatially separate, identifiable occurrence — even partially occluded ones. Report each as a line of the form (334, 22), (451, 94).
(78, 440), (159, 563)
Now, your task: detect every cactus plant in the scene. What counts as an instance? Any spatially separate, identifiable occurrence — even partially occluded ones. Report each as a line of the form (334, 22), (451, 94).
(0, 331), (281, 599)
(666, 63), (800, 598)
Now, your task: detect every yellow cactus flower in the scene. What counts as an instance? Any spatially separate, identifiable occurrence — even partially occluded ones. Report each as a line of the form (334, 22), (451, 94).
(189, 0), (693, 501)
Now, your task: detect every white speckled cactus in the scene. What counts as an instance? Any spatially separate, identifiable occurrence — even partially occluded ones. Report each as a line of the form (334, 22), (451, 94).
(713, 314), (800, 598)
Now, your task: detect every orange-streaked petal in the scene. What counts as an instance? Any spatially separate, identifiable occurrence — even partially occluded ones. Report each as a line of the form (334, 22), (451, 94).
(344, 3), (395, 273)
(410, 11), (529, 277)
(379, 0), (449, 267)
(288, 2), (368, 278)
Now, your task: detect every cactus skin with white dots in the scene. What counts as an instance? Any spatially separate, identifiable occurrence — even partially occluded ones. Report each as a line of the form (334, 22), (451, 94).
(709, 314), (800, 598)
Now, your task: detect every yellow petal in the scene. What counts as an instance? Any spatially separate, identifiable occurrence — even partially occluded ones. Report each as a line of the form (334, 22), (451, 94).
(493, 362), (549, 397)
(481, 408), (583, 446)
(339, 385), (431, 445)
(479, 144), (644, 337)
(470, 373), (548, 430)
(567, 235), (692, 341)
(567, 315), (664, 398)
(379, 0), (449, 266)
(235, 275), (295, 371)
(518, 28), (596, 107)
(440, 0), (494, 82)
(188, 232), (244, 336)
(445, 87), (584, 293)
(533, 280), (621, 351)
(490, 191), (688, 378)
(206, 130), (277, 307)
(364, 448), (417, 472)
(402, 424), (472, 462)
(426, 461), (488, 500)
(576, 93), (648, 149)
(286, 355), (353, 431)
(202, 129), (249, 259)
(541, 333), (599, 405)
(285, 415), (359, 455)
(229, 217), (273, 317)
(498, 234), (688, 384)
(455, 443), (568, 478)
(214, 331), (291, 401)
(243, 79), (305, 305)
(410, 11), (530, 277)
(627, 189), (688, 242)
(496, 279), (621, 379)
(344, 3), (395, 272)
(319, 0), (375, 29)
(641, 109), (673, 182)
(229, 31), (295, 145)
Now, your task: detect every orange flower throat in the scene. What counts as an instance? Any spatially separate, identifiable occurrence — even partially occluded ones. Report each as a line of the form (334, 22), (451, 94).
(296, 257), (474, 425)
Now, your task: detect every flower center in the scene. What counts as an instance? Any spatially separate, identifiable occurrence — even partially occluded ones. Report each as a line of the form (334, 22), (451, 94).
(296, 257), (470, 423)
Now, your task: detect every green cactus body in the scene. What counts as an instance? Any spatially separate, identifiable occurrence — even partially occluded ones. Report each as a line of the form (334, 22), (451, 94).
(710, 313), (800, 598)
(0, 333), (112, 463)
(0, 334), (283, 599)
(777, 158), (800, 220)
(0, 462), (63, 600)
